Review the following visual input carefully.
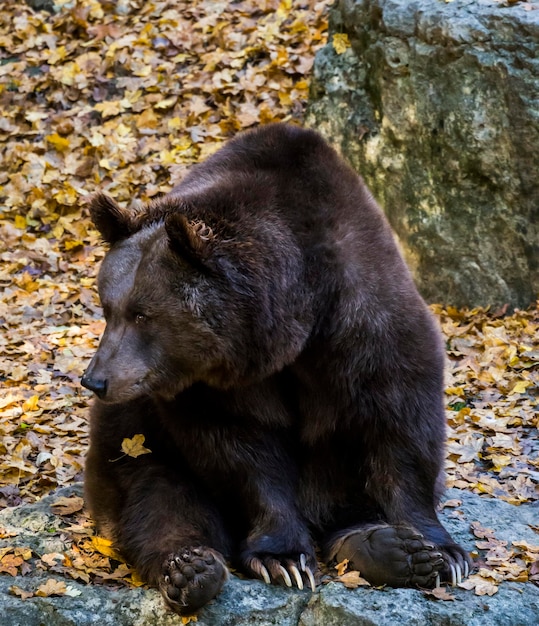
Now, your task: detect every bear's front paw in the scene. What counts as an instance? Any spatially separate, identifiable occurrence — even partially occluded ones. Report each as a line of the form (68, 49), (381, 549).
(243, 551), (317, 592)
(159, 547), (228, 615)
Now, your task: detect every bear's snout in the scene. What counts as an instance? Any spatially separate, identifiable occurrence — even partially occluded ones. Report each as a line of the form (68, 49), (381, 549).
(81, 373), (108, 399)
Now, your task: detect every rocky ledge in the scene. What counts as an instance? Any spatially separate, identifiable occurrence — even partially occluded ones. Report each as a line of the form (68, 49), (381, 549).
(1, 485), (539, 625)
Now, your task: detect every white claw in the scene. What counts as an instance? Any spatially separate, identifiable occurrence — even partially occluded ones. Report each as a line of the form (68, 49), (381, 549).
(290, 565), (304, 590)
(305, 566), (316, 593)
(450, 564), (457, 587)
(300, 553), (307, 572)
(435, 573), (441, 588)
(278, 565), (293, 587)
(464, 561), (469, 579)
(259, 564), (271, 585)
(456, 564), (462, 585)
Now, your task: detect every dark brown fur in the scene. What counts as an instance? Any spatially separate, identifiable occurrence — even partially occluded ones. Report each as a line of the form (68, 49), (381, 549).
(82, 124), (470, 614)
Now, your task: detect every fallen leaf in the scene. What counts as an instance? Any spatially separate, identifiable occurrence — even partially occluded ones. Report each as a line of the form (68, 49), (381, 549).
(337, 570), (371, 589)
(458, 574), (499, 596)
(423, 586), (456, 601)
(36, 579), (68, 597)
(9, 585), (34, 600)
(51, 495), (85, 516)
(0, 554), (24, 576)
(91, 536), (123, 561)
(332, 33), (350, 55)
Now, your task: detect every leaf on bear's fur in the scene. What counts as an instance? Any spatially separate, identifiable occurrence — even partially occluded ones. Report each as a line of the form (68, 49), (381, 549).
(121, 435), (152, 458)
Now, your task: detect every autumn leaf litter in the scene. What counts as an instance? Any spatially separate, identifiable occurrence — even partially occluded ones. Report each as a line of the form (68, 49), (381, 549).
(0, 0), (538, 603)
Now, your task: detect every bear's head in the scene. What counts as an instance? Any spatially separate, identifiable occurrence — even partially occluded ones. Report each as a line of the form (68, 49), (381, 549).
(81, 193), (311, 404)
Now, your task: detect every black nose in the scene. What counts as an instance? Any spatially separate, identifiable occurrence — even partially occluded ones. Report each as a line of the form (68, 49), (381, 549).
(81, 374), (108, 399)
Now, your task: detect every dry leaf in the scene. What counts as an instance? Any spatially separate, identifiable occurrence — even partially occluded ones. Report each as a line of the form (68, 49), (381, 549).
(458, 574), (499, 596)
(423, 586), (456, 601)
(337, 570), (371, 589)
(36, 579), (68, 597)
(335, 558), (349, 576)
(332, 33), (351, 55)
(51, 496), (85, 516)
(91, 536), (123, 561)
(9, 585), (34, 600)
(0, 554), (24, 576)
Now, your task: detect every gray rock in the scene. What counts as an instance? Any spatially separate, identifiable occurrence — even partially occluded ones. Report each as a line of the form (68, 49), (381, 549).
(1, 486), (539, 624)
(23, 0), (55, 13)
(307, 0), (539, 308)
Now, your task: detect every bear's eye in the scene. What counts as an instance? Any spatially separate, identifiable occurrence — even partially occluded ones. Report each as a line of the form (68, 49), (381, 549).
(134, 313), (147, 325)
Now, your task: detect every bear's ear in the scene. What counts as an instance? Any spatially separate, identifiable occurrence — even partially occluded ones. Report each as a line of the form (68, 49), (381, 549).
(165, 213), (214, 269)
(88, 193), (132, 244)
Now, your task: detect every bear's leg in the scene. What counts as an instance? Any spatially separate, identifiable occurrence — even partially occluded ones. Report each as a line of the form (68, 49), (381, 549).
(318, 395), (471, 588)
(119, 470), (230, 614)
(229, 437), (318, 590)
(87, 456), (230, 614)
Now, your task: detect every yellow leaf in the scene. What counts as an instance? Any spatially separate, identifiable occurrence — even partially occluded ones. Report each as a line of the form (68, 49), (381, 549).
(91, 536), (123, 560)
(14, 547), (32, 560)
(136, 108), (159, 129)
(181, 616), (198, 624)
(22, 395), (39, 412)
(333, 33), (351, 55)
(159, 149), (178, 166)
(276, 0), (292, 18)
(488, 454), (512, 472)
(94, 101), (123, 118)
(46, 133), (70, 153)
(510, 380), (531, 394)
(64, 239), (84, 251)
(121, 434), (152, 458)
(155, 96), (178, 110)
(168, 116), (184, 131)
(14, 215), (26, 229)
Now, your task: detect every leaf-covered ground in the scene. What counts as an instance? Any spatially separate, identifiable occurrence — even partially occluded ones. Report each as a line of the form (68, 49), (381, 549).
(0, 0), (538, 600)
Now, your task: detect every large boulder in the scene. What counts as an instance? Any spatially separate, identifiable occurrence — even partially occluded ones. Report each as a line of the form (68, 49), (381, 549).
(307, 0), (539, 309)
(2, 485), (539, 625)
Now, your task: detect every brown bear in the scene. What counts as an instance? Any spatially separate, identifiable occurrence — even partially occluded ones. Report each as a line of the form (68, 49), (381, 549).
(82, 123), (470, 615)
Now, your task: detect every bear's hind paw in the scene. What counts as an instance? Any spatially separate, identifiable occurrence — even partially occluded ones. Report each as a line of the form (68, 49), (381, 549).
(159, 547), (228, 615)
(331, 524), (447, 589)
(437, 545), (472, 587)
